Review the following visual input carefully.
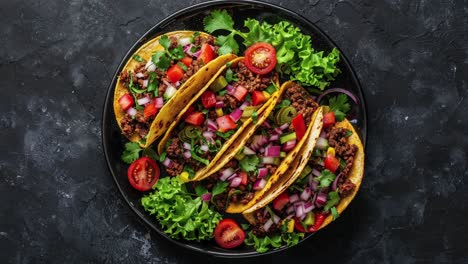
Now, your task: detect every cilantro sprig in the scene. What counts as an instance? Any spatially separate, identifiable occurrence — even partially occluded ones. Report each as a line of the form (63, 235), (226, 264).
(328, 94), (351, 121)
(151, 35), (185, 71)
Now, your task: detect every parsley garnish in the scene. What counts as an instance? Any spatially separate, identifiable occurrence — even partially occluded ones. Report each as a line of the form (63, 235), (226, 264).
(328, 94), (351, 121)
(151, 35), (186, 71)
(225, 68), (238, 82)
(324, 191), (340, 212)
(132, 54), (145, 62)
(317, 169), (336, 188)
(121, 142), (142, 164)
(158, 151), (167, 163)
(239, 155), (259, 172)
(211, 181), (229, 201)
(216, 130), (236, 139)
(146, 72), (159, 97)
(331, 207), (340, 220)
(241, 223), (251, 230)
(345, 130), (353, 137)
(142, 147), (159, 161)
(195, 185), (208, 196)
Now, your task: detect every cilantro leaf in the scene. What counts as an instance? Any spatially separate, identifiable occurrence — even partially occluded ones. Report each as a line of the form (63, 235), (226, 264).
(211, 181), (229, 200)
(147, 72), (159, 96)
(324, 191), (340, 212)
(121, 142), (142, 164)
(317, 169), (336, 188)
(159, 35), (171, 50)
(225, 68), (238, 83)
(252, 110), (258, 124)
(239, 155), (259, 172)
(158, 152), (167, 163)
(203, 9), (234, 33)
(152, 51), (171, 71)
(216, 34), (239, 55)
(132, 54), (145, 62)
(169, 46), (185, 60)
(142, 147), (159, 161)
(195, 185), (208, 196)
(216, 130), (236, 139)
(245, 229), (304, 253)
(241, 223), (251, 230)
(331, 206), (340, 220)
(328, 94), (351, 121)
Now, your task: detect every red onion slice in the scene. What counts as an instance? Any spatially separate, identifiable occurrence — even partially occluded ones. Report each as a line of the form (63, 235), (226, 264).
(309, 175), (318, 191)
(230, 177), (242, 187)
(226, 85), (235, 94)
(257, 168), (269, 179)
(126, 107), (137, 117)
(315, 192), (327, 207)
(289, 194), (299, 203)
(137, 96), (151, 106)
(183, 142), (191, 150)
(269, 134), (279, 141)
(135, 72), (145, 78)
(300, 188), (312, 201)
(282, 140), (297, 152)
(202, 131), (214, 140)
(312, 169), (321, 177)
(193, 50), (201, 58)
(332, 172), (343, 191)
(273, 214), (281, 224)
(263, 219), (273, 232)
(201, 192), (212, 202)
(142, 79), (148, 88)
(317, 88), (359, 106)
(227, 173), (238, 181)
(178, 37), (191, 47)
(230, 108), (243, 122)
(280, 123), (289, 130)
(155, 97), (164, 109)
(219, 168), (234, 181)
(316, 137), (328, 150)
(253, 178), (266, 190)
(286, 205), (295, 215)
(239, 101), (250, 110)
(183, 151), (191, 159)
(295, 204), (304, 218)
(264, 146), (281, 157)
(200, 144), (209, 152)
(162, 158), (173, 168)
(145, 60), (156, 72)
(215, 101), (224, 109)
(304, 202), (315, 213)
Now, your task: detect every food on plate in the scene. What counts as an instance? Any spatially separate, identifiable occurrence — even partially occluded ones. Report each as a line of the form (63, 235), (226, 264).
(156, 56), (280, 180)
(213, 218), (246, 249)
(127, 156), (160, 191)
(114, 30), (236, 147)
(193, 81), (324, 214)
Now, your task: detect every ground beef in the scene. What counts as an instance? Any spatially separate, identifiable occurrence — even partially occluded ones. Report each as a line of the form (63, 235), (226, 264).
(285, 84), (319, 128)
(166, 160), (184, 176)
(119, 71), (130, 84)
(231, 62), (271, 93)
(166, 138), (183, 158)
(327, 127), (358, 178)
(265, 164), (277, 175)
(213, 191), (228, 211)
(339, 179), (356, 197)
(169, 36), (178, 48)
(119, 112), (152, 138)
(120, 114), (134, 137)
(252, 209), (281, 236)
(225, 94), (241, 109)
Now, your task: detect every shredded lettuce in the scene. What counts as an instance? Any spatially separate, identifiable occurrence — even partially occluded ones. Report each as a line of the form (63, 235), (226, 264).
(141, 177), (222, 241)
(244, 231), (304, 253)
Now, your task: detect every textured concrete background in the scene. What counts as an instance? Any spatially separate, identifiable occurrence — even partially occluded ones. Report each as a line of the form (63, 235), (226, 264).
(1, 0), (467, 263)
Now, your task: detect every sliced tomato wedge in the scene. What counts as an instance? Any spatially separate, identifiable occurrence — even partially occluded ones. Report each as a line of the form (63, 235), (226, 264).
(127, 157), (160, 191)
(292, 113), (306, 141)
(244, 42), (277, 75)
(118, 93), (134, 111)
(144, 102), (158, 118)
(323, 112), (336, 128)
(181, 56), (192, 67)
(166, 64), (184, 83)
(324, 154), (340, 173)
(231, 85), (248, 101)
(214, 219), (245, 249)
(273, 192), (290, 211)
(216, 115), (237, 132)
(197, 43), (215, 65)
(185, 111), (205, 126)
(252, 90), (266, 106)
(201, 90), (217, 108)
(239, 171), (248, 185)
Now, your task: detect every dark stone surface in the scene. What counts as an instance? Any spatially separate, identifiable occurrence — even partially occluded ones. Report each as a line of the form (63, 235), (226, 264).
(1, 0), (467, 263)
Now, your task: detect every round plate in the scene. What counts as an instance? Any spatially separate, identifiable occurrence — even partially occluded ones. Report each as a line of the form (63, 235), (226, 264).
(102, 0), (367, 258)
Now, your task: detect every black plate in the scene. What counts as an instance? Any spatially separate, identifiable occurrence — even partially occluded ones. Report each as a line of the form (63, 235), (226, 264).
(102, 0), (367, 258)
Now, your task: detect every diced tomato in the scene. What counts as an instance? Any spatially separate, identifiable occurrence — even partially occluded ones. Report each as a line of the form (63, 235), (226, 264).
(201, 90), (217, 108)
(323, 112), (336, 128)
(118, 93), (134, 111)
(127, 157), (160, 192)
(144, 102), (158, 118)
(181, 56), (192, 67)
(273, 193), (290, 211)
(252, 90), (266, 106)
(166, 64), (184, 83)
(239, 171), (248, 185)
(294, 212), (327, 232)
(216, 115), (237, 132)
(324, 154), (340, 173)
(214, 219), (245, 249)
(197, 43), (215, 65)
(231, 86), (248, 101)
(185, 112), (205, 126)
(292, 113), (306, 141)
(182, 105), (196, 119)
(244, 42), (277, 75)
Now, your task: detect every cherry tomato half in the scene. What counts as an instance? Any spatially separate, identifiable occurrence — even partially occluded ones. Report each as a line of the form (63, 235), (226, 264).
(244, 42), (277, 75)
(127, 157), (160, 191)
(214, 219), (245, 249)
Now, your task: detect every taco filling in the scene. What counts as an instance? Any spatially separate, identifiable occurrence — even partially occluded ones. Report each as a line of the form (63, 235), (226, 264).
(117, 34), (219, 139)
(161, 59), (278, 177)
(200, 83), (319, 210)
(249, 120), (359, 236)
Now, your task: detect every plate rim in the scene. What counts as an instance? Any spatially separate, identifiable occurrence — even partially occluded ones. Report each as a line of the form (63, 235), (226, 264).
(101, 0), (367, 258)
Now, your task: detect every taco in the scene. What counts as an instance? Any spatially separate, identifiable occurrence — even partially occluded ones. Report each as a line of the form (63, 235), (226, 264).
(157, 57), (280, 179)
(192, 81), (324, 213)
(242, 110), (364, 236)
(113, 31), (236, 147)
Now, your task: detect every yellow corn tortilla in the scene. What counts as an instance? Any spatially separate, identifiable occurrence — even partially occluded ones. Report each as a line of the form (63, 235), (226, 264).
(225, 81), (324, 213)
(243, 116), (365, 232)
(113, 31), (236, 147)
(157, 57), (280, 181)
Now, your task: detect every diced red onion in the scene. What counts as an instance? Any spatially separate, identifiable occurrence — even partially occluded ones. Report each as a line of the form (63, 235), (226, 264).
(201, 192), (212, 202)
(269, 134), (279, 141)
(230, 108), (243, 122)
(226, 85), (235, 94)
(309, 175), (318, 191)
(142, 79), (148, 88)
(239, 101), (250, 110)
(215, 101), (224, 109)
(253, 178), (266, 190)
(219, 168), (234, 181)
(183, 151), (191, 159)
(261, 157), (277, 165)
(162, 158), (173, 168)
(289, 194), (299, 203)
(315, 192), (327, 207)
(316, 88), (360, 106)
(263, 219), (273, 232)
(178, 37), (191, 47)
(257, 168), (269, 179)
(126, 107), (137, 117)
(206, 119), (218, 131)
(193, 50), (201, 58)
(135, 72), (145, 78)
(312, 169), (321, 177)
(274, 127), (284, 135)
(163, 79), (172, 87)
(183, 44), (196, 56)
(280, 123), (289, 130)
(203, 131), (214, 140)
(312, 191), (318, 204)
(286, 205), (295, 215)
(295, 204), (304, 218)
(137, 96), (151, 105)
(316, 137), (328, 150)
(332, 172), (343, 191)
(155, 97), (164, 108)
(145, 60), (156, 72)
(282, 140), (297, 152)
(175, 81), (180, 87)
(264, 146), (281, 157)
(230, 177), (242, 187)
(183, 142), (191, 150)
(200, 144), (209, 152)
(304, 202), (315, 213)
(300, 188), (312, 201)
(259, 147), (265, 154)
(227, 173), (238, 181)
(243, 146), (256, 155)
(273, 214), (281, 224)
